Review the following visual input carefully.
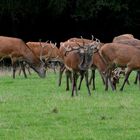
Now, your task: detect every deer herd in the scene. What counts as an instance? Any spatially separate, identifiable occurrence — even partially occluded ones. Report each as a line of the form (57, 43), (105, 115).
(0, 34), (139, 96)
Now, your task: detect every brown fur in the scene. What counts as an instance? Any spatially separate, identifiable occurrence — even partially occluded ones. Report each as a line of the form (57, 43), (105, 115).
(112, 34), (134, 42)
(59, 40), (97, 96)
(0, 36), (46, 78)
(100, 42), (140, 90)
(67, 37), (93, 44)
(26, 41), (60, 61)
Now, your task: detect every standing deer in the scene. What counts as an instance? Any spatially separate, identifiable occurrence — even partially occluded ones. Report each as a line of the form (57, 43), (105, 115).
(59, 39), (99, 96)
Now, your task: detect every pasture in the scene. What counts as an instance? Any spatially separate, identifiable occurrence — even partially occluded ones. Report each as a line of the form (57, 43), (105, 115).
(0, 69), (140, 140)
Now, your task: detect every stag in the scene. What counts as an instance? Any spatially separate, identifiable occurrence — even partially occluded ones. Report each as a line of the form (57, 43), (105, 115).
(59, 39), (99, 96)
(61, 37), (106, 91)
(58, 37), (94, 88)
(27, 41), (59, 62)
(113, 34), (140, 85)
(100, 42), (140, 91)
(18, 40), (60, 78)
(0, 36), (46, 78)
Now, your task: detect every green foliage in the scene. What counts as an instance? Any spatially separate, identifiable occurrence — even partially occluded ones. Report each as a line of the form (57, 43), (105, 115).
(70, 0), (129, 20)
(0, 0), (139, 38)
(0, 0), (139, 23)
(47, 0), (67, 17)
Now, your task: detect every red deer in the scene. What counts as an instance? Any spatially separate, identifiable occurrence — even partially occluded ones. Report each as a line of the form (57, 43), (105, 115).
(61, 37), (106, 91)
(26, 41), (60, 62)
(58, 41), (84, 90)
(99, 42), (140, 91)
(89, 48), (115, 91)
(77, 43), (115, 91)
(58, 38), (96, 89)
(28, 41), (60, 72)
(59, 40), (99, 96)
(18, 41), (60, 77)
(0, 36), (46, 78)
(113, 34), (140, 85)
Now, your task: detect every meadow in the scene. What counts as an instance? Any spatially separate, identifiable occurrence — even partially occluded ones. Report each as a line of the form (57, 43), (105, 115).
(0, 68), (140, 140)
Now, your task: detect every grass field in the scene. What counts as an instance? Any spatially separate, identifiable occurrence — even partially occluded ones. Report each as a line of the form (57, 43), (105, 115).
(0, 69), (140, 140)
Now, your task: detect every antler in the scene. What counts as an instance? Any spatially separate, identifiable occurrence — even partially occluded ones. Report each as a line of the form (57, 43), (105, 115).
(39, 39), (44, 62)
(49, 41), (55, 48)
(80, 36), (85, 45)
(91, 35), (94, 41)
(95, 38), (100, 43)
(64, 46), (81, 56)
(85, 37), (100, 54)
(75, 42), (82, 47)
(39, 39), (49, 62)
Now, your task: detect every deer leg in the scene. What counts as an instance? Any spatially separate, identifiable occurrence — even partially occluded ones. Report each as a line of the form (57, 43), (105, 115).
(71, 78), (75, 97)
(105, 73), (114, 91)
(137, 71), (140, 88)
(112, 78), (117, 90)
(89, 70), (96, 90)
(66, 70), (71, 91)
(109, 71), (115, 91)
(105, 68), (115, 91)
(88, 70), (93, 85)
(122, 70), (130, 85)
(111, 77), (117, 90)
(134, 71), (139, 84)
(26, 65), (31, 75)
(12, 59), (17, 79)
(13, 65), (16, 79)
(104, 66), (112, 91)
(120, 68), (132, 91)
(105, 72), (109, 91)
(71, 72), (78, 97)
(92, 70), (96, 90)
(18, 65), (22, 76)
(51, 62), (56, 74)
(58, 64), (65, 86)
(20, 61), (27, 78)
(78, 71), (84, 90)
(101, 73), (106, 85)
(75, 73), (78, 96)
(126, 79), (130, 85)
(85, 70), (91, 96)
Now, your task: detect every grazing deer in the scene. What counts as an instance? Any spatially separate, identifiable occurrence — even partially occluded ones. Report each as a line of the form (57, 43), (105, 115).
(17, 41), (60, 78)
(100, 42), (140, 91)
(113, 34), (140, 86)
(0, 36), (46, 78)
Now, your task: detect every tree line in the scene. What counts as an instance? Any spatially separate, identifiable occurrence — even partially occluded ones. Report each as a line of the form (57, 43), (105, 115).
(0, 0), (139, 42)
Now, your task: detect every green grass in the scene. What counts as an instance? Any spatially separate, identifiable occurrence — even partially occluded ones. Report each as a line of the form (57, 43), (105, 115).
(0, 69), (140, 140)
